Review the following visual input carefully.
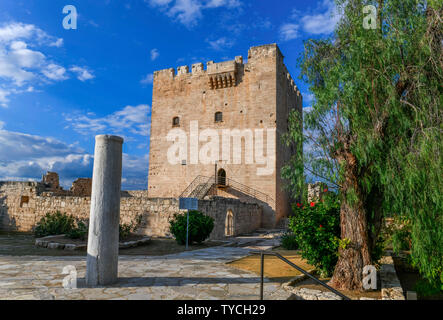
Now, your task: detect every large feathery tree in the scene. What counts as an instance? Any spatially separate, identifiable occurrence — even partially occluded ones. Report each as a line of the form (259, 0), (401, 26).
(283, 0), (442, 290)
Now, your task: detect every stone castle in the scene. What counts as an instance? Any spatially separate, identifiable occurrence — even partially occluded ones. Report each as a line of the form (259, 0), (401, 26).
(148, 44), (303, 227)
(0, 44), (302, 238)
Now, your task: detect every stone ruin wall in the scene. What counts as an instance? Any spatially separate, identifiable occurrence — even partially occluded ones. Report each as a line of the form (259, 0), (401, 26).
(38, 172), (93, 197)
(0, 181), (262, 240)
(69, 178), (92, 197)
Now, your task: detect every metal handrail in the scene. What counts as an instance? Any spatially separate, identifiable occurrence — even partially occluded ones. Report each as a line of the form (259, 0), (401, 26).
(179, 175), (214, 198)
(180, 175), (275, 208)
(250, 250), (350, 300)
(225, 178), (275, 207)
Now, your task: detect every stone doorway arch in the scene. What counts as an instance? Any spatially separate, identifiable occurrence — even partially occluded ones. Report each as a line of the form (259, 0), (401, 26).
(217, 169), (226, 186)
(225, 209), (234, 237)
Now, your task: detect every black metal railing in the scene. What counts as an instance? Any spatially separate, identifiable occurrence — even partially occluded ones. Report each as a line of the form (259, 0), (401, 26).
(250, 250), (350, 300)
(225, 177), (275, 208)
(179, 176), (215, 199)
(180, 176), (275, 208)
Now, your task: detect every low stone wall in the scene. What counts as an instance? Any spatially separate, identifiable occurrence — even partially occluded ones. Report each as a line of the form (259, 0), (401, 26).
(0, 182), (262, 240)
(380, 254), (406, 300)
(198, 197), (262, 239)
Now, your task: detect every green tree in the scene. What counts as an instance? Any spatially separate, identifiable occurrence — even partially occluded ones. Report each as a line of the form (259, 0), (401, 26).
(283, 0), (442, 290)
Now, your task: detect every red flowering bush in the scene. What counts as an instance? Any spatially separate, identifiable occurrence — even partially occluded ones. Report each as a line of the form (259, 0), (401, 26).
(289, 194), (340, 276)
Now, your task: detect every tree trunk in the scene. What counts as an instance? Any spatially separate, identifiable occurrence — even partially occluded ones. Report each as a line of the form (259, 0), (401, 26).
(329, 154), (372, 291)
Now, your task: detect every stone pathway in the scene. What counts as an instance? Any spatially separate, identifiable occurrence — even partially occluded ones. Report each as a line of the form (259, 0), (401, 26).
(0, 244), (292, 300)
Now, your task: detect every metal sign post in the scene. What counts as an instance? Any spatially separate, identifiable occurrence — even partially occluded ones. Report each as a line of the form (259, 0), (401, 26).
(186, 210), (189, 250)
(179, 198), (198, 251)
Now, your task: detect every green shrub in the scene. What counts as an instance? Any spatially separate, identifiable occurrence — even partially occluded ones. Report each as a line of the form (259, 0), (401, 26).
(119, 215), (143, 240)
(281, 232), (299, 250)
(34, 211), (76, 238)
(414, 278), (442, 297)
(170, 211), (214, 245)
(66, 220), (88, 240)
(288, 194), (340, 277)
(389, 216), (412, 253)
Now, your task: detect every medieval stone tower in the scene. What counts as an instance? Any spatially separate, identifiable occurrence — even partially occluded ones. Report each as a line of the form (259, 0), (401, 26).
(148, 44), (302, 228)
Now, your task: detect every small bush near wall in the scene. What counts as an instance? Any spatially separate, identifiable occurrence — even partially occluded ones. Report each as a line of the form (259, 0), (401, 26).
(34, 211), (76, 238)
(289, 194), (340, 277)
(170, 211), (214, 245)
(119, 215), (143, 240)
(281, 232), (299, 250)
(66, 220), (88, 240)
(35, 212), (143, 241)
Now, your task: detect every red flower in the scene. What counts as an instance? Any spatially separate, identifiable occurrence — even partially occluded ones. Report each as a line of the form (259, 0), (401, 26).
(323, 188), (328, 193)
(310, 202), (315, 207)
(296, 203), (302, 207)
(319, 224), (323, 228)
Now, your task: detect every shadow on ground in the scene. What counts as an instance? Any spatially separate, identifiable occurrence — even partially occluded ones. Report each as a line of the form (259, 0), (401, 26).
(75, 276), (264, 288)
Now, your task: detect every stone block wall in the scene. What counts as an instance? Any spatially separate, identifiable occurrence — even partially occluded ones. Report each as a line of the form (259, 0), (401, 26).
(70, 178), (92, 196)
(41, 172), (61, 191)
(198, 197), (262, 239)
(0, 181), (262, 240)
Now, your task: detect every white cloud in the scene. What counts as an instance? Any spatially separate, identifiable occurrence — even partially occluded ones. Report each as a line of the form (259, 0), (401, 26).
(0, 120), (4, 129)
(64, 104), (151, 137)
(121, 153), (149, 190)
(0, 40), (45, 85)
(167, 0), (202, 26)
(0, 130), (84, 161)
(148, 0), (242, 27)
(150, 48), (160, 61)
(0, 22), (63, 47)
(42, 63), (68, 81)
(302, 92), (315, 105)
(69, 66), (95, 81)
(0, 129), (92, 185)
(280, 0), (341, 42)
(207, 37), (234, 51)
(49, 38), (64, 47)
(205, 0), (241, 8)
(0, 88), (11, 107)
(301, 0), (341, 35)
(280, 23), (299, 41)
(140, 73), (154, 85)
(0, 22), (92, 106)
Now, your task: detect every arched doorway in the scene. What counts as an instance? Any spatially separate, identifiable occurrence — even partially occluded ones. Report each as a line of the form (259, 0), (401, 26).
(217, 169), (226, 186)
(225, 210), (234, 237)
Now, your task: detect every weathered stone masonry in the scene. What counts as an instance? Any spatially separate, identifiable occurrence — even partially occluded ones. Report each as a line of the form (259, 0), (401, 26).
(0, 181), (262, 240)
(148, 44), (303, 228)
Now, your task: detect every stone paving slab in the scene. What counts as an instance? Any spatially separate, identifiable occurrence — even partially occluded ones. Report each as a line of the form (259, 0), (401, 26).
(0, 246), (292, 300)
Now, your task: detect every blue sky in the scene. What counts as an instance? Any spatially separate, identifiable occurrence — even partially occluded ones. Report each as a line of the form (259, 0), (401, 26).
(0, 0), (339, 189)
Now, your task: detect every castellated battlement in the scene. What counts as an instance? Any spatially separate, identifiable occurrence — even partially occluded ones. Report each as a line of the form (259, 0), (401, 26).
(152, 44), (299, 93)
(153, 57), (242, 79)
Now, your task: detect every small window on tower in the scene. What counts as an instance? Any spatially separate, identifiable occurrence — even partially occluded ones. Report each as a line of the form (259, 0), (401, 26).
(215, 112), (223, 123)
(172, 117), (180, 127)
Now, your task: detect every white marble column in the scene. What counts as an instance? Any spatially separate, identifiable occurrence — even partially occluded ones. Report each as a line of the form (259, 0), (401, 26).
(86, 135), (123, 286)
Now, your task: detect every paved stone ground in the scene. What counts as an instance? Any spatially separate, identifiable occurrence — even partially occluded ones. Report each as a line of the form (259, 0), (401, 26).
(0, 239), (292, 300)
